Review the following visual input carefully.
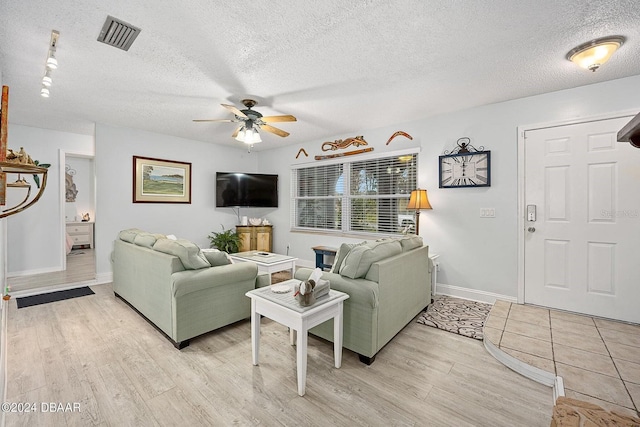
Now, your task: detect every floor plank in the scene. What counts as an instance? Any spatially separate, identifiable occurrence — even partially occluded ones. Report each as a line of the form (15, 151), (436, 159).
(5, 283), (553, 426)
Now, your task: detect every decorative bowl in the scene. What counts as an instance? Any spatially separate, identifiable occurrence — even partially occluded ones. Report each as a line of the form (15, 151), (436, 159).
(248, 217), (262, 226)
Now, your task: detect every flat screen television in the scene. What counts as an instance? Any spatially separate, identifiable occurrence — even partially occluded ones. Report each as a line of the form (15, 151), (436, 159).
(216, 172), (278, 208)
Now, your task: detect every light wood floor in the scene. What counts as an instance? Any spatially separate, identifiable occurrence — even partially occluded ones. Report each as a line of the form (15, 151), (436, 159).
(4, 283), (553, 426)
(7, 249), (96, 295)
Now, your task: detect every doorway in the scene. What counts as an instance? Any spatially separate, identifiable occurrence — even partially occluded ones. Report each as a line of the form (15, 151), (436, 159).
(62, 153), (96, 283)
(519, 115), (640, 323)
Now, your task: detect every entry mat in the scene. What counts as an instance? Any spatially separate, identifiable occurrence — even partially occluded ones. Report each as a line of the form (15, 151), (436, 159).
(16, 286), (95, 309)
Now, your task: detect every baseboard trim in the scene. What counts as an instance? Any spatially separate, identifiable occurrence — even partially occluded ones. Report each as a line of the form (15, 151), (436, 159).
(483, 332), (565, 406)
(95, 272), (113, 285)
(483, 335), (557, 387)
(435, 283), (517, 304)
(7, 265), (63, 277)
(10, 280), (98, 298)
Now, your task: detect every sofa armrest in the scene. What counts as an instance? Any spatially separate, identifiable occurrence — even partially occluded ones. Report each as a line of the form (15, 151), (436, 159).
(171, 262), (258, 297)
(255, 272), (271, 288)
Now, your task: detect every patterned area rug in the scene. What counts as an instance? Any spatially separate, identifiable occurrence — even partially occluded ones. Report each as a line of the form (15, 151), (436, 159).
(416, 295), (492, 340)
(271, 271), (292, 284)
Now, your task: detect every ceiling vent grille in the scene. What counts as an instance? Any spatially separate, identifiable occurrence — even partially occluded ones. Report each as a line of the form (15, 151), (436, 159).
(97, 15), (141, 51)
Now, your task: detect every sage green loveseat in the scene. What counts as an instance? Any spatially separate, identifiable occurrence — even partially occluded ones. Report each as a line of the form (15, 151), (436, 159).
(294, 236), (430, 364)
(113, 229), (268, 349)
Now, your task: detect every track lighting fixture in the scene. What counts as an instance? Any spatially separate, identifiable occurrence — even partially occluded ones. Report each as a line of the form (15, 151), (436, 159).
(41, 30), (59, 97)
(42, 71), (52, 87)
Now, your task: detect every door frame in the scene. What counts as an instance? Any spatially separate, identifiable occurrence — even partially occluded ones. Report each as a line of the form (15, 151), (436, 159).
(516, 109), (638, 304)
(59, 149), (96, 272)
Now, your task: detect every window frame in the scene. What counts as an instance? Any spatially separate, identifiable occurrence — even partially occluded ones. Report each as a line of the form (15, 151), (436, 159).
(290, 148), (420, 237)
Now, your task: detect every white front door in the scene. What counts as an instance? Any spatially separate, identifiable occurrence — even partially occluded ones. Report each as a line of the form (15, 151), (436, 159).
(524, 116), (640, 324)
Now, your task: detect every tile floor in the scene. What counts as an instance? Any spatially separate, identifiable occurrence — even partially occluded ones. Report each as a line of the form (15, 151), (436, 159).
(484, 301), (640, 418)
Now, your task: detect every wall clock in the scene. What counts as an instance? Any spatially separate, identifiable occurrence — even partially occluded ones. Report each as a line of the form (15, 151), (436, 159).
(439, 150), (491, 188)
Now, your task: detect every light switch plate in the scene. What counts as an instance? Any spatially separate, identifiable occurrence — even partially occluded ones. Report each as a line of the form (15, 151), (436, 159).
(480, 208), (496, 218)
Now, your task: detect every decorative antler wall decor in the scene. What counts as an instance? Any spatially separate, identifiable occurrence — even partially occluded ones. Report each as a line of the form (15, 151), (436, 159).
(385, 131), (413, 145)
(321, 135), (368, 151)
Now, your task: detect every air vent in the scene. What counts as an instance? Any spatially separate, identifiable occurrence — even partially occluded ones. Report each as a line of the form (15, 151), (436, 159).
(97, 15), (141, 51)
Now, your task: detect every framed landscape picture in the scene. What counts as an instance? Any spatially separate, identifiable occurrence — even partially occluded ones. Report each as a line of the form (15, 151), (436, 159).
(133, 156), (191, 203)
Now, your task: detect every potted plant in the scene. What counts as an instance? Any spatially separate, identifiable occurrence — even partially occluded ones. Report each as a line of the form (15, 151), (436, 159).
(208, 225), (241, 253)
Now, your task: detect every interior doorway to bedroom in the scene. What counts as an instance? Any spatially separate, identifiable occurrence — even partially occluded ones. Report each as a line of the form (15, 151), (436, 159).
(62, 153), (96, 287)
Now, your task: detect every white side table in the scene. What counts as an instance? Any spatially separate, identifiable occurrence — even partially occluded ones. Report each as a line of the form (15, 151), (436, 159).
(245, 284), (349, 396)
(230, 251), (297, 282)
(429, 253), (440, 298)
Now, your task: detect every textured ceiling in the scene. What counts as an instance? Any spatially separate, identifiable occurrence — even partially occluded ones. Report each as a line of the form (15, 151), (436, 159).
(1, 0), (640, 151)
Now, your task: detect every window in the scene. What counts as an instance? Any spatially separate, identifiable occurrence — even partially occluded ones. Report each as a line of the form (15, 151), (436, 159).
(291, 150), (418, 235)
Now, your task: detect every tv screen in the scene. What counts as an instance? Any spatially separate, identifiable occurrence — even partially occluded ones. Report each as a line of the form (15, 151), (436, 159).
(216, 172), (278, 208)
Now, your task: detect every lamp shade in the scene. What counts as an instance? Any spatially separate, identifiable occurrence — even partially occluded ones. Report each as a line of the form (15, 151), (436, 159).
(567, 36), (624, 72)
(407, 189), (432, 210)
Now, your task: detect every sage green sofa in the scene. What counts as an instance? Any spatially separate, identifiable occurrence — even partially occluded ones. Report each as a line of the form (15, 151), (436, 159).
(293, 236), (430, 364)
(112, 229), (269, 349)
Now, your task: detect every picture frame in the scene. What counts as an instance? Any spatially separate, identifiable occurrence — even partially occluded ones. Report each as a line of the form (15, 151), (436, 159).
(439, 150), (491, 188)
(133, 156), (192, 203)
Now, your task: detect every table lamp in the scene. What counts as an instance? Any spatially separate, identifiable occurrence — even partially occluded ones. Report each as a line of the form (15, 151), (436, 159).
(407, 189), (432, 235)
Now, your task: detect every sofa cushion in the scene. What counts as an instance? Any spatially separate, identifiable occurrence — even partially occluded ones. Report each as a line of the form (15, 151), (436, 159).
(332, 241), (367, 274)
(134, 232), (164, 249)
(339, 240), (402, 279)
(201, 249), (231, 267)
(399, 235), (423, 251)
(153, 238), (211, 270)
(118, 228), (144, 243)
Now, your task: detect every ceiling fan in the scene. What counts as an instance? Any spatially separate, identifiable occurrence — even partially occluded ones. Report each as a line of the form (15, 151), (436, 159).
(193, 99), (297, 144)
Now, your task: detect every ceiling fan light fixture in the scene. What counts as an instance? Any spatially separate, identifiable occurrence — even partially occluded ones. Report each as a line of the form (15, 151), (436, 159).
(566, 36), (625, 72)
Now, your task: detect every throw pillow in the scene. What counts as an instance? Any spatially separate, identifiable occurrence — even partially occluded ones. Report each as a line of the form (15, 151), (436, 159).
(153, 238), (211, 270)
(133, 231), (160, 248)
(332, 241), (366, 274)
(339, 240), (402, 279)
(118, 228), (144, 243)
(201, 249), (231, 267)
(399, 235), (423, 251)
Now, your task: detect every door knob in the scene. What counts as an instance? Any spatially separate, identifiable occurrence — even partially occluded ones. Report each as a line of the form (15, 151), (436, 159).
(528, 227), (536, 232)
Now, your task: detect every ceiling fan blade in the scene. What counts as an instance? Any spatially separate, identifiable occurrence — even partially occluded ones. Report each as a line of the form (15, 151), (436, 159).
(192, 119), (236, 123)
(261, 124), (290, 138)
(231, 127), (241, 138)
(222, 103), (248, 118)
(261, 114), (297, 123)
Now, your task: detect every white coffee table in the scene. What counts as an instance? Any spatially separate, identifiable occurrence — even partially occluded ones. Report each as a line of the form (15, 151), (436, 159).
(245, 281), (349, 396)
(230, 251), (297, 282)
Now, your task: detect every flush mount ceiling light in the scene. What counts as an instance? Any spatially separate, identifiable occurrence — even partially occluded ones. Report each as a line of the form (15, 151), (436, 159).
(566, 36), (625, 72)
(40, 87), (50, 98)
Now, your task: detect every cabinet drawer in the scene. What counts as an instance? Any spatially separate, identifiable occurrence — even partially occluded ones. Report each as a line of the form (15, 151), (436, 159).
(67, 225), (90, 234)
(71, 235), (91, 245)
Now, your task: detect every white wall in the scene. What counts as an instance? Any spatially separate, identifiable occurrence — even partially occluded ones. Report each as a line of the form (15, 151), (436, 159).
(6, 125), (94, 275)
(260, 74), (640, 299)
(4, 75), (640, 300)
(94, 123), (258, 279)
(64, 156), (94, 222)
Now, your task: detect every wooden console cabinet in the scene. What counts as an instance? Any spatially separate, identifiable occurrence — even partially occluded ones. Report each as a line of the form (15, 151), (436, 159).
(236, 225), (272, 252)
